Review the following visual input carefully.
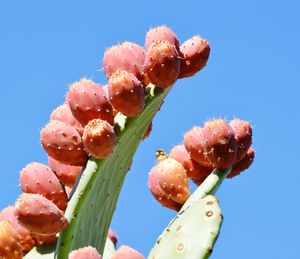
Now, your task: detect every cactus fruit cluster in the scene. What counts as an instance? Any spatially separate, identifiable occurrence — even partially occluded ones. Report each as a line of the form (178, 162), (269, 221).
(0, 25), (254, 259)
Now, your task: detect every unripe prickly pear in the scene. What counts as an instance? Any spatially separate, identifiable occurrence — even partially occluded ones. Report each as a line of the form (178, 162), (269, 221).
(229, 118), (253, 162)
(178, 35), (210, 78)
(227, 148), (255, 178)
(108, 229), (118, 247)
(50, 103), (84, 135)
(82, 119), (116, 159)
(169, 145), (213, 185)
(203, 119), (238, 169)
(41, 120), (88, 166)
(48, 156), (82, 187)
(20, 162), (68, 211)
(0, 221), (23, 259)
(69, 246), (102, 259)
(145, 25), (179, 51)
(108, 70), (145, 117)
(103, 42), (145, 81)
(111, 245), (144, 259)
(144, 40), (180, 89)
(14, 193), (68, 235)
(66, 78), (114, 126)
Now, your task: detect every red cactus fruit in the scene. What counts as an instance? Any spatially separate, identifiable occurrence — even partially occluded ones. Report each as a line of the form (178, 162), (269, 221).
(229, 118), (253, 162)
(14, 193), (68, 235)
(50, 103), (84, 135)
(183, 127), (212, 167)
(31, 233), (57, 246)
(145, 25), (179, 51)
(108, 70), (145, 117)
(48, 156), (82, 187)
(169, 145), (213, 185)
(111, 245), (144, 259)
(0, 221), (23, 259)
(20, 162), (68, 211)
(108, 229), (118, 247)
(0, 206), (35, 253)
(103, 42), (145, 81)
(178, 35), (210, 78)
(82, 119), (116, 159)
(66, 78), (114, 126)
(142, 121), (152, 140)
(227, 148), (255, 178)
(41, 120), (88, 166)
(102, 85), (118, 117)
(203, 119), (238, 169)
(144, 40), (180, 89)
(69, 246), (102, 259)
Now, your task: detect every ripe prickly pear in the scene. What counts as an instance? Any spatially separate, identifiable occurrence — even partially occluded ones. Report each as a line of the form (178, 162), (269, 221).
(108, 229), (118, 247)
(41, 120), (88, 166)
(203, 119), (238, 169)
(0, 221), (23, 259)
(20, 162), (68, 211)
(229, 118), (253, 162)
(227, 148), (255, 178)
(66, 78), (114, 126)
(144, 40), (180, 89)
(82, 119), (116, 159)
(103, 42), (145, 81)
(69, 246), (102, 259)
(145, 25), (179, 51)
(178, 35), (210, 78)
(14, 193), (68, 235)
(48, 156), (82, 187)
(108, 70), (145, 117)
(111, 245), (144, 259)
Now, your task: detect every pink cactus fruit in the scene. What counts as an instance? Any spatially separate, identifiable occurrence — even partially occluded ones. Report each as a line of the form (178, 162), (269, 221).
(0, 221), (23, 259)
(108, 229), (118, 247)
(183, 127), (212, 167)
(69, 246), (102, 259)
(145, 25), (180, 51)
(111, 245), (144, 259)
(142, 121), (152, 140)
(178, 35), (211, 78)
(48, 156), (82, 187)
(202, 119), (238, 169)
(41, 120), (88, 166)
(169, 145), (213, 185)
(14, 193), (68, 235)
(20, 162), (68, 211)
(229, 118), (253, 162)
(227, 148), (255, 178)
(50, 103), (84, 135)
(144, 40), (180, 89)
(102, 85), (118, 117)
(108, 70), (145, 117)
(103, 42), (145, 81)
(82, 119), (116, 159)
(66, 78), (114, 126)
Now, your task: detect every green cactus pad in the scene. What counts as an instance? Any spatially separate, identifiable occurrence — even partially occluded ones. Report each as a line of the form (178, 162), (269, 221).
(148, 195), (223, 259)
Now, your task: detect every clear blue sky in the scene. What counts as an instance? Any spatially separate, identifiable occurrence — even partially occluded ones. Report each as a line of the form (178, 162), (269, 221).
(0, 1), (299, 258)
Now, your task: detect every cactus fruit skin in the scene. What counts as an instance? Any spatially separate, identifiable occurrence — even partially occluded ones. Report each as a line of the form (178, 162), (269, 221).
(0, 221), (23, 259)
(145, 25), (180, 51)
(107, 229), (118, 247)
(68, 246), (102, 259)
(14, 193), (68, 235)
(203, 119), (238, 169)
(48, 156), (82, 188)
(20, 162), (68, 211)
(144, 40), (180, 89)
(169, 145), (213, 185)
(111, 245), (144, 259)
(82, 119), (116, 159)
(229, 118), (253, 162)
(108, 70), (145, 117)
(41, 120), (88, 166)
(227, 148), (255, 178)
(178, 35), (211, 79)
(66, 78), (114, 126)
(103, 42), (145, 81)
